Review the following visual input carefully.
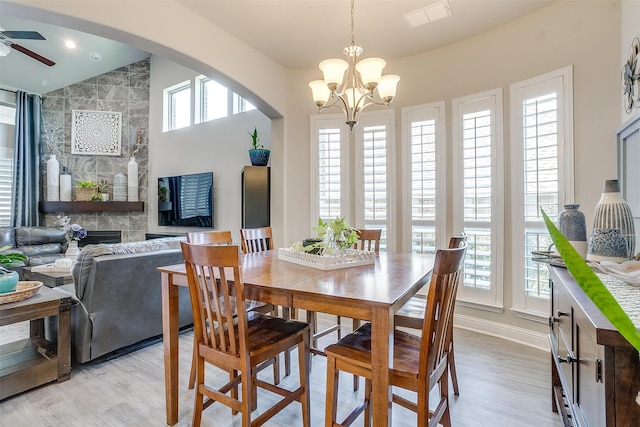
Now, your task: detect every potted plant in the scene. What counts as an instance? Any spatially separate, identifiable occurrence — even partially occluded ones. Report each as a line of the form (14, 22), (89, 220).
(299, 217), (359, 255)
(96, 179), (111, 201)
(158, 184), (172, 211)
(75, 180), (97, 201)
(0, 246), (27, 294)
(248, 127), (270, 166)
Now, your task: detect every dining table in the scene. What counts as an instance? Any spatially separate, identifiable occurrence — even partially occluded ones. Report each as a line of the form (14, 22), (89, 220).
(158, 249), (435, 427)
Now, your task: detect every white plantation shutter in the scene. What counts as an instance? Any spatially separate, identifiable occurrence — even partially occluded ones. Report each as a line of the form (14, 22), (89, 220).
(512, 67), (573, 316)
(361, 124), (387, 249)
(453, 90), (503, 309)
(0, 104), (15, 227)
(402, 102), (446, 255)
(318, 127), (342, 220)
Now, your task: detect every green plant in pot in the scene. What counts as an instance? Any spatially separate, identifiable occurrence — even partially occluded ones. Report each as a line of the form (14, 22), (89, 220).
(158, 184), (172, 211)
(0, 245), (27, 294)
(76, 180), (97, 201)
(300, 217), (359, 255)
(248, 127), (270, 166)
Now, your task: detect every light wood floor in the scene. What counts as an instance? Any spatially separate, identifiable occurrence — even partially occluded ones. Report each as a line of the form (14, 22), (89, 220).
(0, 314), (562, 427)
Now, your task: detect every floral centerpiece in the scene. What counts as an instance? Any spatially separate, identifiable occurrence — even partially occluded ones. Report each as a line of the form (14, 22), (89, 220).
(57, 215), (86, 260)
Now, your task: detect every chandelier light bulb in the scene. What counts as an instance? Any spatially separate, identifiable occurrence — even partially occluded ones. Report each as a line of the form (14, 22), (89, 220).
(377, 75), (400, 102)
(355, 57), (386, 90)
(309, 80), (330, 107)
(0, 42), (11, 57)
(319, 59), (349, 88)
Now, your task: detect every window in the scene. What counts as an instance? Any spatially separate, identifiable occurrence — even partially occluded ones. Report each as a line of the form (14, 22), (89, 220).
(511, 67), (573, 317)
(197, 77), (228, 122)
(163, 81), (191, 131)
(402, 102), (446, 254)
(312, 112), (395, 249)
(452, 89), (504, 310)
(164, 77), (256, 131)
(355, 112), (394, 251)
(233, 93), (256, 114)
(0, 103), (15, 226)
(311, 115), (348, 222)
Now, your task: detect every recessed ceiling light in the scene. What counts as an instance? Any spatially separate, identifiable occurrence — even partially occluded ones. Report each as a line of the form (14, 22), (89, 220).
(89, 52), (102, 61)
(65, 40), (76, 49)
(403, 0), (453, 29)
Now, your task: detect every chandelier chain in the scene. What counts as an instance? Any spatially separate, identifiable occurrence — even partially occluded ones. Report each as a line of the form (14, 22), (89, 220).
(350, 0), (355, 47)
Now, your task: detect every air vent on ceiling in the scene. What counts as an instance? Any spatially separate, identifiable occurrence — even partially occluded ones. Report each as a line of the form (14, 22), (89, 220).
(403, 0), (452, 29)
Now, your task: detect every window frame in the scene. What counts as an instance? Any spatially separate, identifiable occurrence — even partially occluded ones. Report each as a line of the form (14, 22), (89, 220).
(163, 80), (192, 132)
(401, 101), (447, 254)
(452, 88), (504, 312)
(354, 110), (395, 250)
(510, 66), (574, 319)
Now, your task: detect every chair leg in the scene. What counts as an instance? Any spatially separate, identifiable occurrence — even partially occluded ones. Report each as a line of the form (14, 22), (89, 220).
(192, 355), (205, 427)
(363, 379), (372, 427)
(449, 342), (459, 396)
(298, 333), (311, 427)
(324, 354), (339, 427)
(282, 306), (293, 376)
(352, 318), (361, 391)
(188, 338), (197, 389)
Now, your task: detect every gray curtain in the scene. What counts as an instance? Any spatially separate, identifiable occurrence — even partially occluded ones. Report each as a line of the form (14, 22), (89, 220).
(12, 90), (42, 227)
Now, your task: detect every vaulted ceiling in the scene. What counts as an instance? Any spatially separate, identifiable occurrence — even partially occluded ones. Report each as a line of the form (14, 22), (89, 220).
(0, 0), (554, 95)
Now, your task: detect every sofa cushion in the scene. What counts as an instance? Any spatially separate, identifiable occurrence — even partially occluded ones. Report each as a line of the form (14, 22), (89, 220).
(15, 226), (67, 246)
(20, 243), (64, 257)
(0, 227), (15, 248)
(72, 237), (185, 299)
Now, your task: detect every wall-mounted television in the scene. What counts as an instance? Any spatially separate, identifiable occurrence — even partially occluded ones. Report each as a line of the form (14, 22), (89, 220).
(158, 172), (213, 228)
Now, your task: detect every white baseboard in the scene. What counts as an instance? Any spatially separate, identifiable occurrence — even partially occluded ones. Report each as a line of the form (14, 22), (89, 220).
(454, 314), (549, 352)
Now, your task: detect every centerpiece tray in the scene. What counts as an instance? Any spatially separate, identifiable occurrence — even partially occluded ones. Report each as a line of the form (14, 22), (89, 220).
(278, 247), (375, 270)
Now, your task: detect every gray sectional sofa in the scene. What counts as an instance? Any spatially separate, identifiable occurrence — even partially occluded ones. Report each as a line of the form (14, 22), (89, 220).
(0, 226), (67, 266)
(54, 237), (193, 363)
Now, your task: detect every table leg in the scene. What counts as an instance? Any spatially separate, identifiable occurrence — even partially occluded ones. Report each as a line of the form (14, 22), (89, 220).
(370, 306), (393, 427)
(162, 272), (180, 426)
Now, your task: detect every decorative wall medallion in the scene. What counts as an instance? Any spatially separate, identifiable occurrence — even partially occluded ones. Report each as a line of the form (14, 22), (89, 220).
(622, 38), (640, 114)
(71, 110), (122, 155)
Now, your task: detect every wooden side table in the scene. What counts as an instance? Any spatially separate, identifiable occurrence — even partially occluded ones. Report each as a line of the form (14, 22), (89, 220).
(0, 286), (72, 400)
(23, 267), (73, 288)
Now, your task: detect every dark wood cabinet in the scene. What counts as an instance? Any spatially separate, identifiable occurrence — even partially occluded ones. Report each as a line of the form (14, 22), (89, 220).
(241, 166), (270, 228)
(549, 266), (640, 427)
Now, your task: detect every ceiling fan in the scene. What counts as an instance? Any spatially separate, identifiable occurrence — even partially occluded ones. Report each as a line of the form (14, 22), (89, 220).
(0, 28), (56, 67)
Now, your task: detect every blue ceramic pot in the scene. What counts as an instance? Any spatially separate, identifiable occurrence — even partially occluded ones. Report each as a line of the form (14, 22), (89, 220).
(0, 269), (19, 294)
(587, 228), (629, 263)
(249, 149), (270, 166)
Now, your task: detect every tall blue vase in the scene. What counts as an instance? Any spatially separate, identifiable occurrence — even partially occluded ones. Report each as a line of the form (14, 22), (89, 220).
(592, 179), (636, 260)
(558, 204), (587, 259)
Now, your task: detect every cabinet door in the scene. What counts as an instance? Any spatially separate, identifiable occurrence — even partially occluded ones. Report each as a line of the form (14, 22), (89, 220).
(573, 303), (605, 426)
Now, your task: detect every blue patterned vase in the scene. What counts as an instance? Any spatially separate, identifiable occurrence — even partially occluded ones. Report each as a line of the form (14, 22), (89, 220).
(587, 228), (629, 263)
(592, 179), (636, 259)
(558, 204), (587, 259)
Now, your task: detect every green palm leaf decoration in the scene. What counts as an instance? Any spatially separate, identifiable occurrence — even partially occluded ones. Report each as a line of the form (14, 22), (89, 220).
(542, 209), (640, 352)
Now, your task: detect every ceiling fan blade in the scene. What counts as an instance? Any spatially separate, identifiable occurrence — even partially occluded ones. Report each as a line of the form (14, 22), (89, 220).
(1, 30), (45, 40)
(10, 43), (55, 66)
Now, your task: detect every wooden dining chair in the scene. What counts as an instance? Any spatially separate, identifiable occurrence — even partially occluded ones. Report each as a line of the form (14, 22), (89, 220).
(180, 242), (311, 427)
(186, 230), (279, 390)
(395, 233), (468, 395)
(240, 226), (297, 376)
(324, 242), (467, 427)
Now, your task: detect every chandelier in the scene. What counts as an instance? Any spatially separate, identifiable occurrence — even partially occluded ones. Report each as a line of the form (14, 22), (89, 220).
(308, 0), (400, 131)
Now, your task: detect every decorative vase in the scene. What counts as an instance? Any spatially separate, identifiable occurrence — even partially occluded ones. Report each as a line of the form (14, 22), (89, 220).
(0, 268), (19, 294)
(249, 149), (270, 166)
(592, 179), (636, 259)
(113, 172), (127, 201)
(46, 154), (59, 201)
(587, 228), (629, 263)
(65, 240), (80, 260)
(128, 156), (138, 202)
(558, 204), (587, 259)
(60, 173), (72, 201)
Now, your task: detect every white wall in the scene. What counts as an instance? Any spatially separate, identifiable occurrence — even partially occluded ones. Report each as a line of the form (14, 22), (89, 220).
(148, 56), (271, 243)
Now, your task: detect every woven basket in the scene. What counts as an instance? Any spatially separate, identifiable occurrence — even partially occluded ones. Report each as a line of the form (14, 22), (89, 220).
(0, 281), (43, 304)
(75, 186), (97, 201)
